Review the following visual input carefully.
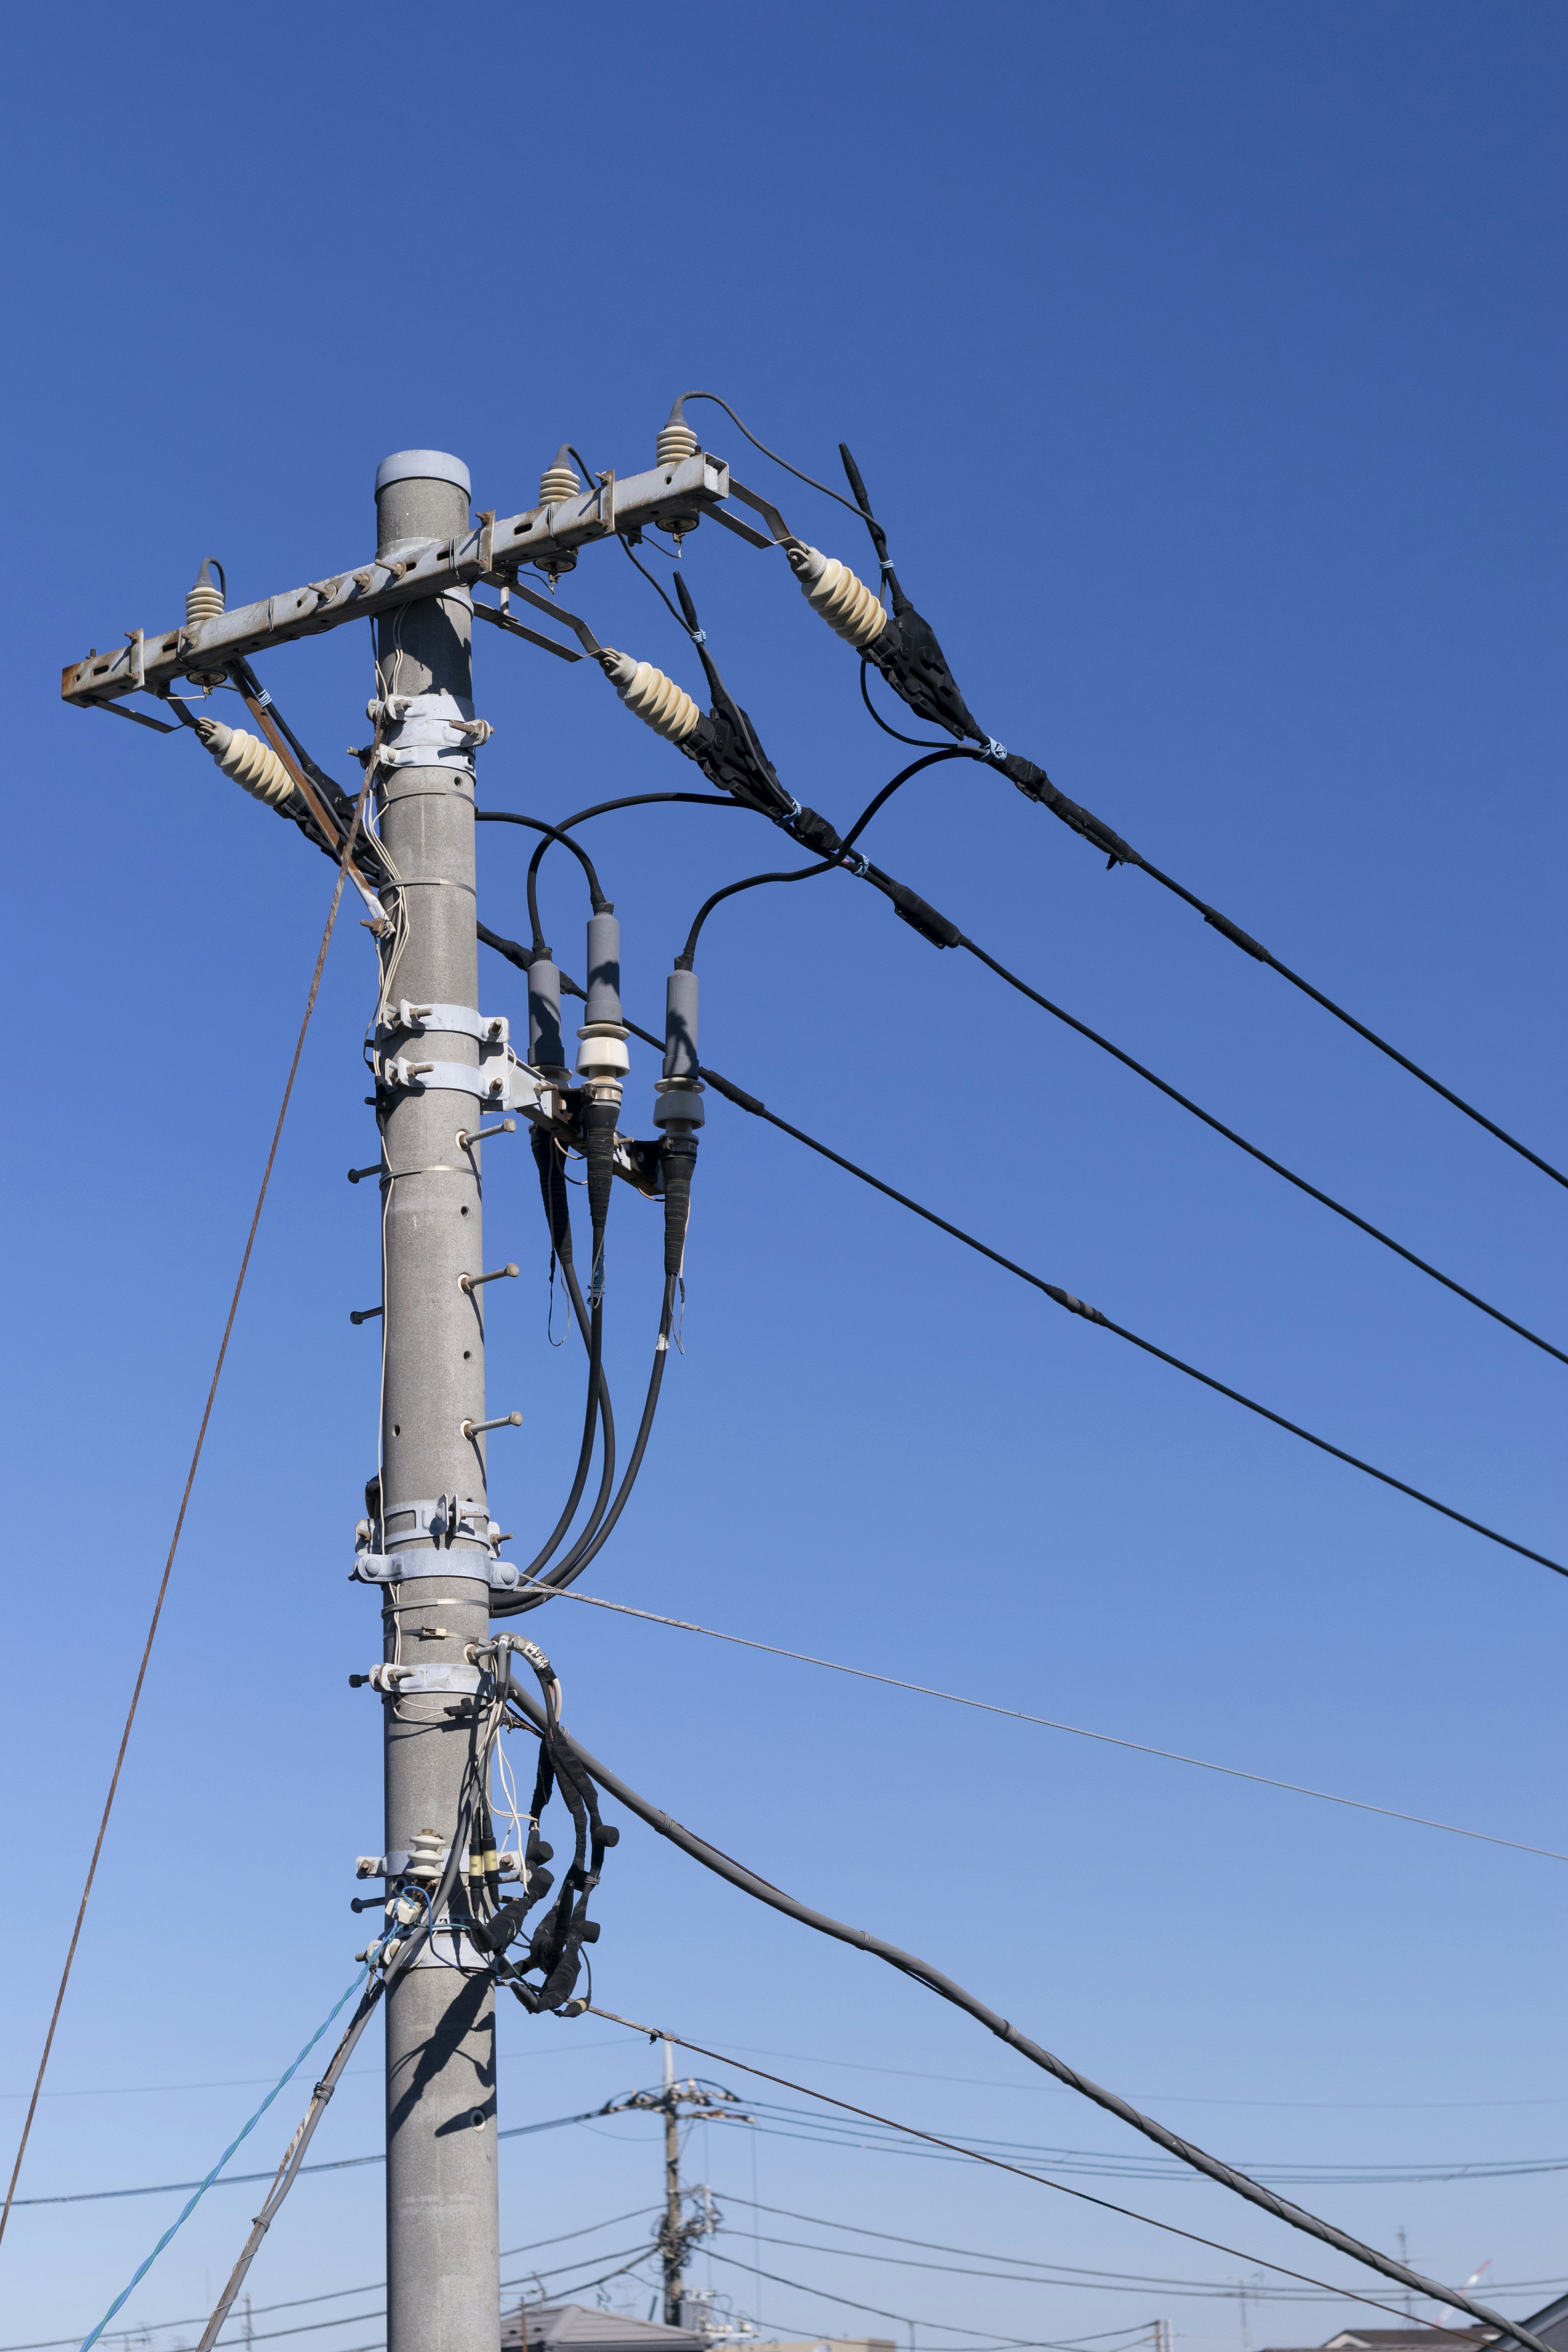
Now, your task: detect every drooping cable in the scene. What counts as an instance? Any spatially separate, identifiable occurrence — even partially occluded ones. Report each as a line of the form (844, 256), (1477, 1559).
(501, 1686), (1551, 2352)
(673, 392), (879, 526)
(678, 861), (838, 968)
(0, 764), (376, 2253)
(495, 1277), (679, 1613)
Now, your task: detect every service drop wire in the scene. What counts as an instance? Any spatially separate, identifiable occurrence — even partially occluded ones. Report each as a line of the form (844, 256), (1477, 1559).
(497, 1682), (1548, 2352)
(80, 1968), (375, 2352)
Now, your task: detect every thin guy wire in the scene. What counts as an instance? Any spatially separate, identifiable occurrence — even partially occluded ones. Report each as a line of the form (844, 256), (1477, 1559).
(0, 763), (375, 2254)
(512, 1584), (1567, 1862)
(586, 2013), (1513, 2349)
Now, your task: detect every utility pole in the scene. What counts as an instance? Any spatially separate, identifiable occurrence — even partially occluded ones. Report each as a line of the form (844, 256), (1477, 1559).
(662, 2041), (685, 2325)
(57, 422), (751, 2352)
(372, 450), (500, 2352)
(604, 2045), (751, 2328)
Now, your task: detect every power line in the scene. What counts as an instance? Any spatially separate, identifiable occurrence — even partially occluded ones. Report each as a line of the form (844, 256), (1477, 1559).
(587, 2008), (1516, 2348)
(953, 934), (1568, 1368)
(516, 1581), (1567, 1862)
(710, 2196), (1568, 2305)
(509, 1677), (1547, 2350)
(606, 1011), (1567, 1580)
(0, 768), (375, 2254)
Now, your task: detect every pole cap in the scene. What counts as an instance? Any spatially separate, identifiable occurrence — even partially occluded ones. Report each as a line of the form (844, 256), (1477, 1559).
(374, 450), (472, 497)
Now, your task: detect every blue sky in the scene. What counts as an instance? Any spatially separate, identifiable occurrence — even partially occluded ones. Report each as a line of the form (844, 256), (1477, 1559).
(1, 5), (1564, 2351)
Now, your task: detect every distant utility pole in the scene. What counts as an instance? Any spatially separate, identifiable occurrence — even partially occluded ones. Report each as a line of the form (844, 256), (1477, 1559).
(605, 2040), (752, 2325)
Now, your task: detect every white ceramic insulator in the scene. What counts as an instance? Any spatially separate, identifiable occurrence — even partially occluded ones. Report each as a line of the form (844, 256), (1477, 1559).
(599, 649), (701, 744)
(210, 726), (298, 811)
(407, 1829), (446, 1882)
(185, 581), (225, 625)
(656, 419), (699, 468)
(540, 466), (580, 506)
(788, 544), (887, 648)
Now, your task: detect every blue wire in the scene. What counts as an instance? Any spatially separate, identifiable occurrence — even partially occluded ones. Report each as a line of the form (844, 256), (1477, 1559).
(78, 1959), (376, 2351)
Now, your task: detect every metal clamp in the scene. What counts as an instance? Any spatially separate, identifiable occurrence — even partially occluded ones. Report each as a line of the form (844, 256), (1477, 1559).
(379, 1001), (510, 1048)
(353, 1550), (523, 1594)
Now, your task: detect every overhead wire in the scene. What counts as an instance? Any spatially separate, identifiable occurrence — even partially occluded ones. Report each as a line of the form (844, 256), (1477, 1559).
(507, 1582), (1568, 1863)
(0, 759), (376, 2254)
(588, 2009), (1541, 2352)
(585, 1004), (1568, 1580)
(478, 782), (1566, 1369)
(511, 1677), (1548, 2348)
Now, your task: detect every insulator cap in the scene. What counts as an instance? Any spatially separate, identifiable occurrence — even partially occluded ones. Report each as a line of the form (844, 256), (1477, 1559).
(598, 649), (702, 744)
(655, 401), (699, 469)
(787, 544), (888, 648)
(194, 717), (297, 813)
(539, 445), (581, 507)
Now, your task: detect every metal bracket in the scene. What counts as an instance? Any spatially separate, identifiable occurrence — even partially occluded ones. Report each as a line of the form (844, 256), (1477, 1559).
(380, 1001), (510, 1048)
(375, 1045), (530, 1108)
(353, 1550), (524, 1594)
(470, 599), (581, 662)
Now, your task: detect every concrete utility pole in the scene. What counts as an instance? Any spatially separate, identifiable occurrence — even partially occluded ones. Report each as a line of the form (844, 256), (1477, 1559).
(661, 2040), (685, 2325)
(373, 450), (500, 2352)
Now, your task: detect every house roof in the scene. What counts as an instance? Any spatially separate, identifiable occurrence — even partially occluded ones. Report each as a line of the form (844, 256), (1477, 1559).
(501, 2304), (710, 2352)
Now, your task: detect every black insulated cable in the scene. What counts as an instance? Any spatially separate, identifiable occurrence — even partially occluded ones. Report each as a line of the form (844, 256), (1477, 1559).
(990, 755), (1568, 1194)
(496, 1684), (1551, 2352)
(952, 937), (1568, 1371)
(601, 1014), (1567, 1581)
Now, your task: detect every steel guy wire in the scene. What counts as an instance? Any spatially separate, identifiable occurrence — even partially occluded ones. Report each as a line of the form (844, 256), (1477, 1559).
(505, 1581), (1568, 1862)
(0, 759), (376, 2256)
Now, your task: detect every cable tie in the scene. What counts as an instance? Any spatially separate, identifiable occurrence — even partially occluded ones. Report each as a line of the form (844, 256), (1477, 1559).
(982, 737), (1008, 764)
(840, 851), (869, 879)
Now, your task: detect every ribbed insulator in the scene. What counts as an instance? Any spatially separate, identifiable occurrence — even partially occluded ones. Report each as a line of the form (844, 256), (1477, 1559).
(655, 416), (699, 469)
(407, 1829), (445, 1883)
(539, 447), (581, 507)
(201, 722), (298, 811)
(185, 580), (225, 625)
(599, 649), (701, 744)
(787, 544), (888, 648)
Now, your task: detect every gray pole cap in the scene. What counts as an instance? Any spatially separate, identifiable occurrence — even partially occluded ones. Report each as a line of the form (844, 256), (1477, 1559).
(374, 450), (472, 497)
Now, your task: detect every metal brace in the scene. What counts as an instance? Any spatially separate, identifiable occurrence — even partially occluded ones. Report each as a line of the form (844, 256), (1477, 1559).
(379, 1001), (510, 1048)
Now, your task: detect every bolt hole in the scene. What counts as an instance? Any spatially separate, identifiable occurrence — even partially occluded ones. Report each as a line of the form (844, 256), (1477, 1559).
(463, 1350), (472, 1360)
(460, 1205), (469, 1216)
(393, 1423), (400, 1436)
(470, 2108), (487, 2131)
